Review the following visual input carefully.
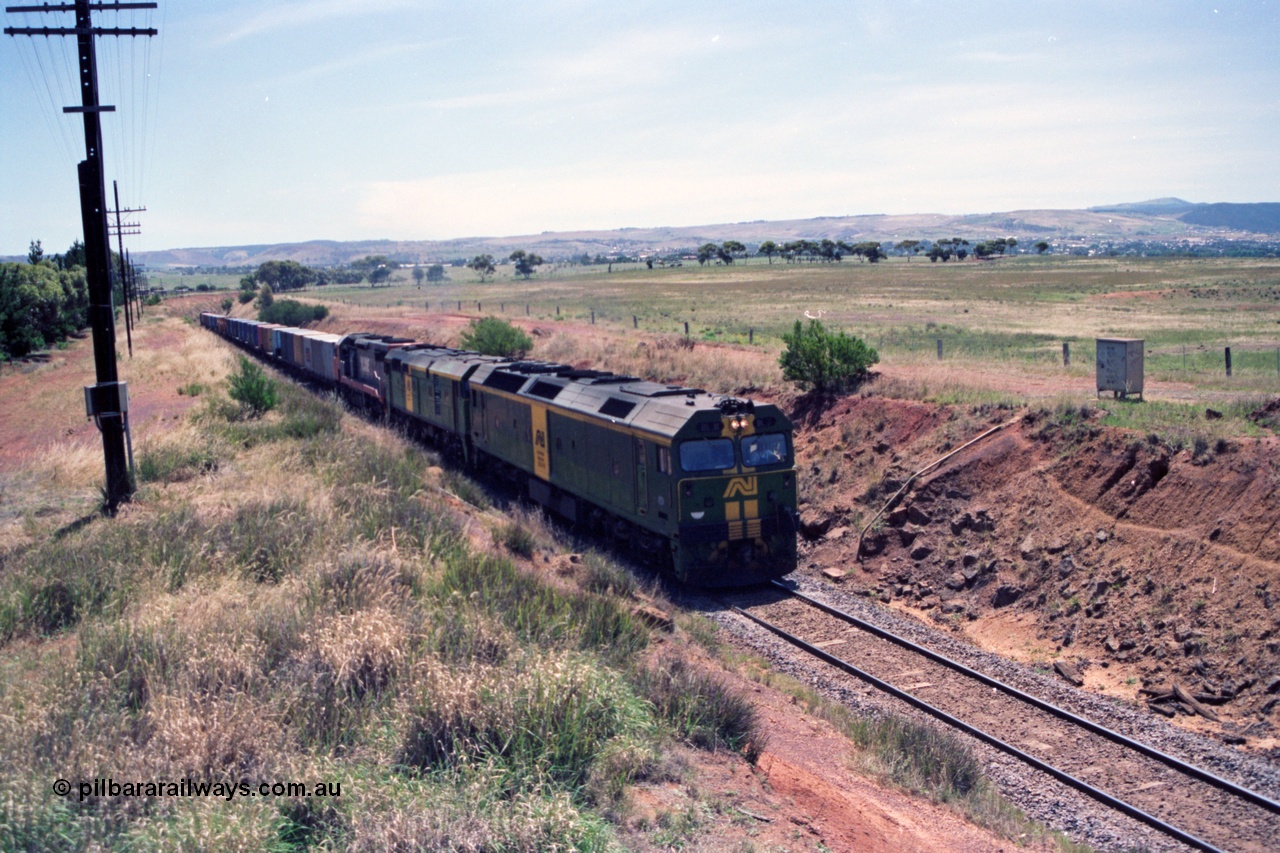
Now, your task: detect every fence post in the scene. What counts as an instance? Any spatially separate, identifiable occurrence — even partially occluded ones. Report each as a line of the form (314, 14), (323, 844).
(1063, 342), (1070, 366)
(477, 301), (482, 313)
(633, 315), (638, 329)
(936, 339), (943, 360)
(684, 321), (690, 336)
(591, 310), (595, 325)
(526, 304), (530, 316)
(749, 327), (754, 344)
(1226, 346), (1232, 377)
(457, 301), (461, 311)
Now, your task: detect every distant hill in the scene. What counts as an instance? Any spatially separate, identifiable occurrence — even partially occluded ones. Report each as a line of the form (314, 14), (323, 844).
(1089, 198), (1198, 216)
(122, 199), (1280, 268)
(1177, 203), (1280, 233)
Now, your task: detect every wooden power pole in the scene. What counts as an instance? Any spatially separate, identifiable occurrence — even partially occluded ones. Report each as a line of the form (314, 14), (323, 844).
(5, 1), (157, 512)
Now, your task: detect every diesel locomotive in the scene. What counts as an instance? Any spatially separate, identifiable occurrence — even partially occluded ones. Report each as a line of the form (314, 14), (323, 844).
(200, 312), (798, 586)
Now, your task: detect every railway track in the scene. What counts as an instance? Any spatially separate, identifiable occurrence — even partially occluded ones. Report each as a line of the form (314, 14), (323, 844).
(724, 581), (1280, 853)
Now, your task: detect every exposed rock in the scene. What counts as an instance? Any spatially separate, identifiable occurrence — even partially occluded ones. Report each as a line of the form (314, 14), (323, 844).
(1019, 537), (1038, 560)
(1058, 556), (1077, 578)
(1046, 539), (1069, 554)
(906, 505), (932, 526)
(945, 571), (967, 590)
(1054, 659), (1085, 686)
(992, 584), (1024, 607)
(910, 544), (933, 561)
(886, 506), (909, 527)
(962, 551), (980, 567)
(898, 524), (922, 547)
(799, 510), (832, 540)
(1095, 529), (1109, 543)
(821, 567), (846, 582)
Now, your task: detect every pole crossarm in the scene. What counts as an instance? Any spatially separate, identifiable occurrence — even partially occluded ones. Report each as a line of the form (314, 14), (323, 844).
(5, 3), (156, 11)
(5, 25), (157, 35)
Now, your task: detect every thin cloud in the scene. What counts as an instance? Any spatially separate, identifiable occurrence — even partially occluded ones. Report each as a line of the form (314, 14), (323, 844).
(218, 0), (415, 45)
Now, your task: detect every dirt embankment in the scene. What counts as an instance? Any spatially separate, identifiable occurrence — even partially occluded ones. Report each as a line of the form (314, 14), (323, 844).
(794, 393), (1280, 752)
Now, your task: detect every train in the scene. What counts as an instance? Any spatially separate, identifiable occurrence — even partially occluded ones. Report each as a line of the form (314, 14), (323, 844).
(200, 312), (798, 586)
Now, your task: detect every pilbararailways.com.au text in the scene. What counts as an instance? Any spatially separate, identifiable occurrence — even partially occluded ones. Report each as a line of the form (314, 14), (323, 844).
(53, 777), (341, 802)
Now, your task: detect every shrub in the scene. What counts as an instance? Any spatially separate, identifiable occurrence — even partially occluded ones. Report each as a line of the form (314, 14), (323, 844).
(459, 316), (533, 358)
(238, 290), (255, 304)
(220, 297), (233, 312)
(259, 299), (328, 326)
(779, 319), (878, 392)
(227, 356), (278, 417)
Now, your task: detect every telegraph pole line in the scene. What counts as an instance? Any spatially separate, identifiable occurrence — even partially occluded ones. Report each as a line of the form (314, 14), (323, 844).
(110, 180), (143, 357)
(4, 1), (157, 512)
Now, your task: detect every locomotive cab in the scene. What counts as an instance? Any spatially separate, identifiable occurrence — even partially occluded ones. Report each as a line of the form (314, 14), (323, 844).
(671, 397), (798, 586)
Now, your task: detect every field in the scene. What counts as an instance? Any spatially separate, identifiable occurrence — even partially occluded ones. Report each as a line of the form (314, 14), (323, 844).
(157, 255), (1280, 439)
(164, 255), (1280, 386)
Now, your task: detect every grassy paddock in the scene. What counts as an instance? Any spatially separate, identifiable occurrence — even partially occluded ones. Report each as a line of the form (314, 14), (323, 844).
(314, 256), (1280, 405)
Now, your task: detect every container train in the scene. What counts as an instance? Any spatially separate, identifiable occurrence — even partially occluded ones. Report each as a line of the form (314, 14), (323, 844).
(200, 312), (798, 586)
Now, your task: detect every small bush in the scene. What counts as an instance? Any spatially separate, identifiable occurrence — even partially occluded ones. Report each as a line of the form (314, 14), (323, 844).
(227, 356), (278, 418)
(498, 521), (536, 558)
(460, 316), (533, 358)
(238, 290), (255, 304)
(779, 319), (878, 392)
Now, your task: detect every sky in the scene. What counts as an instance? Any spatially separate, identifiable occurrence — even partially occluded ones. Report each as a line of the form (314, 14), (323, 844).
(2, 0), (1278, 256)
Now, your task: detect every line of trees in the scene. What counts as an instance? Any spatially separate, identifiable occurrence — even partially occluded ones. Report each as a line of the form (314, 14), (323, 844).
(0, 240), (94, 359)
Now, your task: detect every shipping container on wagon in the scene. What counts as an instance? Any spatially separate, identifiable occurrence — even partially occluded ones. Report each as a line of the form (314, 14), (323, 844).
(257, 323), (281, 354)
(1096, 338), (1144, 400)
(302, 332), (343, 382)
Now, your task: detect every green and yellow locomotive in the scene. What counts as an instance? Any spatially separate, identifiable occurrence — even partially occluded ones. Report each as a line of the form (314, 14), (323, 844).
(201, 312), (798, 586)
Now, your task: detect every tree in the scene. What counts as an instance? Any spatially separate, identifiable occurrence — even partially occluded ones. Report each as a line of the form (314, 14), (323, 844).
(52, 239), (86, 271)
(895, 239), (921, 260)
(257, 283), (274, 309)
(459, 316), (532, 358)
(696, 243), (718, 266)
(509, 249), (544, 279)
(27, 240), (43, 265)
(221, 297), (234, 313)
(426, 264), (446, 283)
(351, 255), (393, 287)
(1035, 241), (1050, 254)
(412, 266), (425, 288)
(255, 260), (316, 292)
(722, 240), (746, 263)
(758, 240), (779, 264)
(779, 319), (879, 393)
(467, 254), (496, 282)
(228, 356), (278, 418)
(0, 262), (88, 358)
(259, 299), (328, 326)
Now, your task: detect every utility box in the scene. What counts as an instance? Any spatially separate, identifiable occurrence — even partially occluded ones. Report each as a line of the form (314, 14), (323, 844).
(1096, 338), (1144, 400)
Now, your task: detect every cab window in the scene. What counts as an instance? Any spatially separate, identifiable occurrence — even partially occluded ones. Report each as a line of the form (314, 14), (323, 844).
(679, 438), (735, 472)
(742, 433), (789, 467)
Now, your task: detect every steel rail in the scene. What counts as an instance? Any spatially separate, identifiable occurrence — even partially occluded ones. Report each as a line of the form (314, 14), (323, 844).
(732, 602), (1228, 853)
(772, 580), (1280, 817)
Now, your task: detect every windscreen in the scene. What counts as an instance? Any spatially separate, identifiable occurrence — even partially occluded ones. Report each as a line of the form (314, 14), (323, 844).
(679, 438), (735, 472)
(742, 433), (789, 467)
